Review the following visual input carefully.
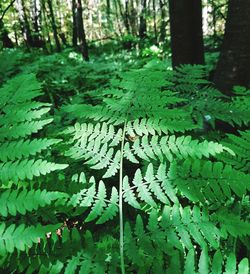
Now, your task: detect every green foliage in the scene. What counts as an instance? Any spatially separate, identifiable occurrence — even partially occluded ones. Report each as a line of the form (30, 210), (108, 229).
(0, 54), (249, 273)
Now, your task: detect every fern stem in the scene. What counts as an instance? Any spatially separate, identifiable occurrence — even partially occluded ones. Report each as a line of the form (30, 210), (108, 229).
(119, 119), (127, 274)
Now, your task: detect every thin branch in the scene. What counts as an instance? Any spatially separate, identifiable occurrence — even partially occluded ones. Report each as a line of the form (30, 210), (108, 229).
(0, 0), (16, 21)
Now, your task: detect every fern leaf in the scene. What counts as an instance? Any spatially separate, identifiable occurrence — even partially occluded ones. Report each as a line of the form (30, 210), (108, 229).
(0, 138), (61, 161)
(0, 189), (68, 217)
(96, 187), (118, 224)
(123, 176), (141, 209)
(132, 168), (157, 208)
(0, 160), (68, 183)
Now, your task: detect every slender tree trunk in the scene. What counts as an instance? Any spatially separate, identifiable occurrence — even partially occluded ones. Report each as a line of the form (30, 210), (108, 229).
(124, 0), (130, 34)
(214, 0), (250, 94)
(72, 0), (77, 47)
(47, 0), (61, 51)
(31, 0), (43, 47)
(113, 0), (123, 36)
(159, 0), (167, 44)
(152, 0), (157, 43)
(129, 0), (138, 36)
(76, 0), (89, 61)
(168, 0), (205, 67)
(15, 0), (34, 47)
(41, 0), (52, 52)
(106, 0), (111, 27)
(139, 0), (147, 41)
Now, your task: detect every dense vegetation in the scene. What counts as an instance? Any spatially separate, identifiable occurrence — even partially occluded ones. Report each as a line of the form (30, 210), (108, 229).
(0, 0), (249, 273)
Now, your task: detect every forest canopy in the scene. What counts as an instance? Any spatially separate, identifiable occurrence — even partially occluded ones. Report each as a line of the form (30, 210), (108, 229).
(0, 0), (249, 273)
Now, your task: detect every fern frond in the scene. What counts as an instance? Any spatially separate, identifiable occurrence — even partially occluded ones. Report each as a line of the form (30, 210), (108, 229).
(0, 189), (68, 216)
(168, 159), (250, 204)
(0, 159), (68, 184)
(123, 163), (177, 208)
(0, 223), (59, 256)
(124, 135), (233, 163)
(0, 73), (41, 107)
(65, 125), (122, 178)
(0, 138), (61, 161)
(218, 130), (250, 172)
(184, 249), (249, 274)
(69, 180), (118, 224)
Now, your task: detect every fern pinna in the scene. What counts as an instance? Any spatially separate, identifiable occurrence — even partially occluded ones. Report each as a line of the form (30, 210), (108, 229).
(0, 63), (249, 273)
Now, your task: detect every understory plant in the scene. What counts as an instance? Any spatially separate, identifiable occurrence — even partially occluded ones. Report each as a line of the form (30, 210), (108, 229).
(0, 59), (249, 273)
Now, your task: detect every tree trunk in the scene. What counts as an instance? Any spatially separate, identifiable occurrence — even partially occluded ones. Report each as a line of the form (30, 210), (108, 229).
(76, 0), (89, 61)
(214, 0), (250, 94)
(124, 0), (131, 34)
(152, 0), (157, 43)
(41, 0), (52, 52)
(72, 0), (77, 47)
(139, 0), (147, 41)
(168, 0), (205, 67)
(31, 0), (44, 47)
(0, 19), (14, 48)
(106, 0), (111, 27)
(47, 0), (61, 52)
(15, 0), (34, 47)
(159, 0), (167, 45)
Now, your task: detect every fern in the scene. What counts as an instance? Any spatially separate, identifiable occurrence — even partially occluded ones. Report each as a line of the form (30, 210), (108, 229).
(61, 63), (249, 273)
(1, 60), (249, 273)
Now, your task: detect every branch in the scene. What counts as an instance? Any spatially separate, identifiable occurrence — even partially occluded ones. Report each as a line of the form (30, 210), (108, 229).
(0, 0), (16, 22)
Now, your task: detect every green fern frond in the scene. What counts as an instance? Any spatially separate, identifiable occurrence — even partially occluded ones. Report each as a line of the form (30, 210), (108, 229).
(0, 73), (41, 107)
(0, 138), (61, 161)
(123, 163), (177, 208)
(0, 189), (68, 216)
(69, 180), (118, 224)
(0, 223), (59, 256)
(0, 159), (68, 184)
(168, 159), (250, 204)
(124, 135), (233, 163)
(218, 130), (250, 172)
(184, 249), (249, 274)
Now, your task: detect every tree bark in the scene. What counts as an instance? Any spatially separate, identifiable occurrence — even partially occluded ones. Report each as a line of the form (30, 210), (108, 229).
(139, 0), (147, 41)
(15, 0), (34, 47)
(31, 0), (44, 47)
(76, 0), (89, 61)
(159, 0), (167, 44)
(168, 0), (205, 67)
(152, 0), (157, 43)
(0, 19), (14, 48)
(47, 0), (61, 51)
(214, 0), (250, 94)
(72, 0), (77, 47)
(41, 0), (52, 52)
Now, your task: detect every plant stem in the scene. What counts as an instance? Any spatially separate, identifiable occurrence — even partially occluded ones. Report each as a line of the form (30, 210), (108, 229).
(119, 119), (127, 274)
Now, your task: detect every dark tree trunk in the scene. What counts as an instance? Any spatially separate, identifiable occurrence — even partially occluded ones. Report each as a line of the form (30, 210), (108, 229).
(106, 0), (111, 26)
(168, 0), (205, 67)
(31, 0), (44, 47)
(72, 0), (77, 47)
(15, 0), (34, 47)
(47, 0), (61, 52)
(124, 0), (130, 34)
(0, 19), (14, 48)
(214, 0), (250, 94)
(76, 0), (89, 61)
(41, 0), (52, 52)
(139, 0), (147, 41)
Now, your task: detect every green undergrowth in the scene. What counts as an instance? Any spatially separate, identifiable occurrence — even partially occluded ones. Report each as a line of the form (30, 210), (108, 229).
(0, 49), (249, 273)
